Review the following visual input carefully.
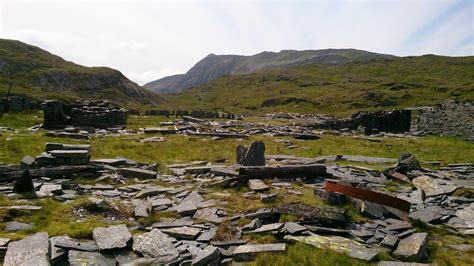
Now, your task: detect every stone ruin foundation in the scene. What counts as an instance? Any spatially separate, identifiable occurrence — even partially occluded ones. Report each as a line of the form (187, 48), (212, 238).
(144, 109), (236, 119)
(42, 100), (127, 130)
(413, 101), (474, 141)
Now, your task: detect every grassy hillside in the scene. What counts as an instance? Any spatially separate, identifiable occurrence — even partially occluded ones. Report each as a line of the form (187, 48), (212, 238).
(144, 49), (395, 93)
(162, 55), (474, 116)
(0, 39), (164, 107)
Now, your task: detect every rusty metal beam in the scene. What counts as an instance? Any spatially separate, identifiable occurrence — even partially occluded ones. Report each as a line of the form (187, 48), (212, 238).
(325, 180), (411, 213)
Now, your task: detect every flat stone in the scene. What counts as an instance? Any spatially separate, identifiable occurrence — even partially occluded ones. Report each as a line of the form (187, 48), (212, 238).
(49, 235), (74, 263)
(248, 223), (283, 233)
(134, 186), (167, 198)
(456, 203), (474, 227)
(54, 239), (98, 252)
(260, 192), (278, 203)
(281, 222), (307, 234)
(351, 229), (374, 240)
(150, 198), (173, 207)
(119, 167), (156, 179)
(39, 184), (62, 196)
(20, 155), (35, 169)
(4, 221), (33, 232)
(152, 217), (194, 228)
(132, 229), (179, 262)
(161, 226), (202, 240)
(233, 243), (285, 261)
(248, 179), (269, 191)
(176, 191), (204, 215)
(381, 234), (399, 249)
(68, 250), (115, 266)
(409, 206), (445, 224)
(413, 175), (448, 197)
(0, 205), (42, 211)
(393, 232), (428, 262)
(197, 227), (217, 242)
(4, 232), (49, 266)
(132, 199), (151, 218)
(245, 208), (275, 220)
(193, 208), (225, 224)
(192, 245), (220, 265)
(90, 158), (127, 166)
(92, 224), (131, 250)
(285, 234), (378, 262)
(378, 262), (431, 266)
(49, 150), (90, 158)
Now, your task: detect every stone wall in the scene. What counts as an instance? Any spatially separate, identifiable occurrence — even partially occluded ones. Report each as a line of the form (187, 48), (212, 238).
(144, 109), (236, 119)
(414, 101), (473, 140)
(42, 100), (127, 129)
(311, 109), (412, 134)
(0, 96), (40, 114)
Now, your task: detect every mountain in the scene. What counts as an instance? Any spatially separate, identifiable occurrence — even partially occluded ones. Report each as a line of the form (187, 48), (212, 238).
(144, 49), (397, 94)
(162, 54), (474, 116)
(0, 39), (163, 106)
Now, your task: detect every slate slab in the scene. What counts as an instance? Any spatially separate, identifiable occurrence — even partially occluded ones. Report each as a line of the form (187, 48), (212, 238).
(248, 179), (269, 191)
(119, 167), (156, 179)
(4, 232), (50, 266)
(68, 250), (115, 266)
(248, 223), (283, 233)
(92, 224), (132, 250)
(192, 245), (220, 265)
(132, 229), (179, 262)
(233, 243), (285, 261)
(161, 226), (202, 240)
(393, 233), (428, 262)
(132, 199), (151, 218)
(4, 221), (33, 232)
(409, 206), (445, 224)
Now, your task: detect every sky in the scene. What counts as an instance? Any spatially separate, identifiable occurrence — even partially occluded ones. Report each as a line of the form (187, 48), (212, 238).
(1, 0), (473, 85)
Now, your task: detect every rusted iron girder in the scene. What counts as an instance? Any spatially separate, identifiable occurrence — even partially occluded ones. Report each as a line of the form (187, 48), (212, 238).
(325, 180), (411, 213)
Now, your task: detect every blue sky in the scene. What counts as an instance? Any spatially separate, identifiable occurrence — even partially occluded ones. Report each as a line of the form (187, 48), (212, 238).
(1, 0), (473, 84)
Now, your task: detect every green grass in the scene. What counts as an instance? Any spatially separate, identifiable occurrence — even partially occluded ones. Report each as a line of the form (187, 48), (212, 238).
(163, 55), (474, 116)
(0, 110), (43, 129)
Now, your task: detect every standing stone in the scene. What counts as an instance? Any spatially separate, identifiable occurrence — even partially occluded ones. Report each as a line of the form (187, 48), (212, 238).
(92, 224), (131, 250)
(243, 141), (265, 166)
(132, 229), (179, 262)
(236, 145), (248, 164)
(4, 232), (50, 266)
(13, 169), (34, 194)
(393, 233), (428, 262)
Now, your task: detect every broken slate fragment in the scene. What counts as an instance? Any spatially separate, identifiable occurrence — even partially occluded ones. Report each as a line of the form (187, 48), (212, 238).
(132, 199), (151, 218)
(281, 222), (307, 234)
(393, 232), (428, 262)
(161, 226), (202, 240)
(92, 224), (132, 250)
(192, 245), (220, 265)
(248, 223), (283, 233)
(13, 169), (34, 194)
(381, 234), (399, 249)
(132, 229), (179, 262)
(68, 250), (115, 266)
(248, 179), (269, 191)
(409, 206), (445, 224)
(4, 232), (50, 266)
(4, 221), (33, 232)
(119, 167), (157, 179)
(233, 243), (286, 261)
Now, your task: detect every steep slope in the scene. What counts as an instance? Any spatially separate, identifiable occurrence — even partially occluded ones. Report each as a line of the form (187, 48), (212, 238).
(162, 55), (474, 116)
(144, 49), (396, 93)
(0, 39), (163, 106)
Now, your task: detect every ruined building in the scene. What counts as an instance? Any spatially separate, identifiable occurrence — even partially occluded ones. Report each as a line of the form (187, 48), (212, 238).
(42, 100), (127, 129)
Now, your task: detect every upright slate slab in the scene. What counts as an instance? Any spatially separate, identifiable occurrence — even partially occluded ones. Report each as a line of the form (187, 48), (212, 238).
(4, 232), (50, 266)
(13, 169), (34, 193)
(243, 141), (265, 166)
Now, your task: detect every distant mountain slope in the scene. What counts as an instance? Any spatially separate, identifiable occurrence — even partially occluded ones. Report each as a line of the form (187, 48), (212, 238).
(0, 39), (163, 106)
(144, 49), (397, 94)
(162, 55), (474, 116)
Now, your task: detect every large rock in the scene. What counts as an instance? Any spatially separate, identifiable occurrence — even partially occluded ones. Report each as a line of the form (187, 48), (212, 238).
(243, 141), (265, 166)
(132, 229), (179, 262)
(13, 169), (34, 193)
(4, 232), (50, 266)
(92, 224), (131, 250)
(393, 233), (428, 262)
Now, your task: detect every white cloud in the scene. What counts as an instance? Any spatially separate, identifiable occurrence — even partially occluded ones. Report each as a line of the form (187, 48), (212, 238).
(0, 0), (472, 85)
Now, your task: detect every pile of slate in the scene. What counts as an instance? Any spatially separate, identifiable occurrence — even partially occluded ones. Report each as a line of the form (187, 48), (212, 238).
(0, 141), (473, 265)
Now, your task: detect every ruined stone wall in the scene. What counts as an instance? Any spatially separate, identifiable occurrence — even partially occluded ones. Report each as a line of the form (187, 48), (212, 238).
(311, 109), (411, 133)
(415, 101), (473, 140)
(0, 96), (40, 114)
(42, 100), (127, 129)
(144, 109), (235, 119)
